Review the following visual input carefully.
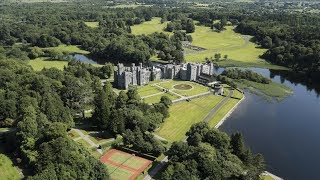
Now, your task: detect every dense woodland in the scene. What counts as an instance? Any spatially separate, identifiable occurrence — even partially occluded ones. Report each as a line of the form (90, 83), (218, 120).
(161, 122), (265, 179)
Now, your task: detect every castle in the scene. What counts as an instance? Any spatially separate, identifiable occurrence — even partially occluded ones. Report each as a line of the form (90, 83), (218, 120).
(114, 62), (215, 89)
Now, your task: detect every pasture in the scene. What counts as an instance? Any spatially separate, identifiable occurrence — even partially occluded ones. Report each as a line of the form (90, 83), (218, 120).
(131, 18), (169, 35)
(28, 57), (68, 71)
(155, 95), (224, 141)
(100, 149), (152, 180)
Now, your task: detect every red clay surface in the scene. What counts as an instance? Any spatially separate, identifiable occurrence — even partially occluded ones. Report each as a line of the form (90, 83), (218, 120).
(100, 149), (152, 180)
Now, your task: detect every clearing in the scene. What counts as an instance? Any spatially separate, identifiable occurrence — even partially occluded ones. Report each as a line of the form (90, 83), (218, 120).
(0, 154), (20, 180)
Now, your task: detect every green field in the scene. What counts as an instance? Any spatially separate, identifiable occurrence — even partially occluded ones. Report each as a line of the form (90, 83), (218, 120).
(159, 80), (210, 97)
(28, 57), (68, 71)
(42, 45), (89, 54)
(156, 95), (224, 141)
(143, 93), (180, 104)
(0, 154), (20, 180)
(68, 129), (80, 139)
(131, 17), (169, 35)
(109, 152), (131, 163)
(208, 90), (243, 128)
(185, 26), (281, 69)
(138, 85), (163, 97)
(84, 22), (99, 28)
(76, 139), (92, 148)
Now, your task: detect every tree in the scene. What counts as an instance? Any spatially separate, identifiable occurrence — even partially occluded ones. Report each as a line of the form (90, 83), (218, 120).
(166, 22), (175, 32)
(186, 19), (195, 33)
(160, 96), (172, 107)
(92, 88), (113, 129)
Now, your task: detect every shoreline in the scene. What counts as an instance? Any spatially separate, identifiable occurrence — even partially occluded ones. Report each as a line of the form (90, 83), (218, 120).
(215, 91), (246, 129)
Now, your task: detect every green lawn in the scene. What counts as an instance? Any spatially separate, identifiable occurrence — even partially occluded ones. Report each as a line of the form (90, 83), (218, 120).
(260, 175), (274, 180)
(42, 45), (89, 54)
(28, 57), (68, 71)
(68, 129), (80, 139)
(131, 17), (170, 35)
(138, 85), (163, 97)
(0, 154), (20, 180)
(158, 80), (210, 97)
(208, 99), (241, 128)
(156, 95), (224, 141)
(84, 22), (99, 28)
(143, 93), (180, 104)
(184, 26), (282, 69)
(76, 139), (92, 148)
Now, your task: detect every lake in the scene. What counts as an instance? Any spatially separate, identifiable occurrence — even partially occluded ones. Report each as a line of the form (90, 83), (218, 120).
(218, 67), (320, 180)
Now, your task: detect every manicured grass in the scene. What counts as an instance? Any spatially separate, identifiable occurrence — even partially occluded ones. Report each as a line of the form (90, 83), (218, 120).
(42, 45), (89, 54)
(208, 94), (242, 128)
(28, 57), (68, 71)
(0, 154), (20, 180)
(143, 93), (180, 104)
(261, 175), (274, 180)
(184, 26), (276, 68)
(156, 95), (224, 141)
(84, 22), (99, 28)
(88, 132), (114, 145)
(236, 79), (292, 101)
(159, 80), (210, 97)
(131, 17), (170, 35)
(76, 139), (92, 148)
(68, 129), (80, 139)
(138, 85), (163, 97)
(105, 163), (134, 179)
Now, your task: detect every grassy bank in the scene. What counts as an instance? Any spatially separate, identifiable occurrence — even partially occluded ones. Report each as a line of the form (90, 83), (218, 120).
(208, 90), (243, 128)
(0, 154), (20, 180)
(131, 18), (170, 35)
(236, 79), (292, 101)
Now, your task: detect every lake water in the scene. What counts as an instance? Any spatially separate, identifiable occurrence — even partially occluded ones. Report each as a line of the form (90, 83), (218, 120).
(218, 67), (320, 180)
(72, 55), (320, 179)
(71, 54), (98, 64)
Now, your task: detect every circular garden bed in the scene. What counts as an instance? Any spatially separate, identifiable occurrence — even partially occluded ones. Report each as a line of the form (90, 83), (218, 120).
(173, 84), (193, 90)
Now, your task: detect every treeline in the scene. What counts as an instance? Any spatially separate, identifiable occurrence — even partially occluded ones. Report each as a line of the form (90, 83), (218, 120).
(235, 13), (320, 80)
(0, 3), (184, 63)
(221, 68), (272, 84)
(160, 122), (265, 179)
(91, 85), (172, 156)
(0, 59), (110, 179)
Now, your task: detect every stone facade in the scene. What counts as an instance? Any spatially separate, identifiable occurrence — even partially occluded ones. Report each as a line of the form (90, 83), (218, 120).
(114, 62), (215, 89)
